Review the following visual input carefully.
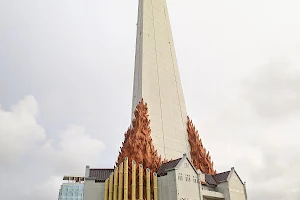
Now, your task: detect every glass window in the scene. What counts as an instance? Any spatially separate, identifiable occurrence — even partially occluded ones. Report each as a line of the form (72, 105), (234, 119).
(185, 174), (190, 182)
(193, 176), (197, 183)
(178, 173), (183, 181)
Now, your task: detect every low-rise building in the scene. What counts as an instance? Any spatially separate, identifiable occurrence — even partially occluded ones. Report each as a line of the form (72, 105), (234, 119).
(58, 176), (85, 200)
(83, 167), (113, 200)
(81, 154), (247, 200)
(157, 154), (247, 200)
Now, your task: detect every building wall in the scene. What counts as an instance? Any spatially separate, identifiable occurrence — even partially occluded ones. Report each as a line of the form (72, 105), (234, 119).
(132, 0), (190, 160)
(158, 170), (178, 200)
(202, 185), (217, 192)
(227, 172), (246, 200)
(202, 190), (225, 200)
(58, 183), (84, 200)
(83, 180), (105, 200)
(176, 160), (201, 200)
(217, 182), (230, 200)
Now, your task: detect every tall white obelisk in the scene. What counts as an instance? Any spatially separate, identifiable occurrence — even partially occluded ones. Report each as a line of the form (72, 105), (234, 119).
(132, 0), (190, 159)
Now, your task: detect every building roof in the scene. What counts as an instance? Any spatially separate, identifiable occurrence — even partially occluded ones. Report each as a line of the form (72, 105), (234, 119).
(89, 169), (114, 182)
(213, 171), (231, 183)
(205, 171), (230, 186)
(157, 154), (201, 177)
(157, 158), (181, 176)
(205, 174), (217, 185)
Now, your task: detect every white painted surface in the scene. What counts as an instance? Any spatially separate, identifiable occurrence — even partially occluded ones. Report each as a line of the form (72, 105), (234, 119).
(227, 171), (247, 200)
(83, 180), (105, 200)
(156, 156), (248, 200)
(158, 170), (178, 200)
(157, 156), (202, 200)
(85, 166), (90, 177)
(132, 0), (190, 160)
(202, 190), (225, 199)
(176, 159), (201, 200)
(217, 182), (230, 200)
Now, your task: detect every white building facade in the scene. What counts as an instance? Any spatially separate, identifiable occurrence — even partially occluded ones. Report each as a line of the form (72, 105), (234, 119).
(82, 155), (247, 200)
(82, 166), (113, 200)
(157, 155), (247, 200)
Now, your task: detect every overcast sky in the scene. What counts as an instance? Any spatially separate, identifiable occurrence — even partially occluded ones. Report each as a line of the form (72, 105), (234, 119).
(1, 0), (300, 199)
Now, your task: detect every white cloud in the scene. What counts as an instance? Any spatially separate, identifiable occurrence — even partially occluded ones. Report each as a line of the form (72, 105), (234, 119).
(42, 125), (105, 175)
(23, 176), (62, 199)
(0, 95), (45, 165)
(0, 96), (104, 200)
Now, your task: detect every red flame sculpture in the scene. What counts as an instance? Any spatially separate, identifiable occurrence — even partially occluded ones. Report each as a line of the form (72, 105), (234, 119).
(187, 116), (216, 175)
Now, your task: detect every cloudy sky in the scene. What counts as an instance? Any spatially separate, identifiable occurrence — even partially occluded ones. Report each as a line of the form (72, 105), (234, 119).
(1, 0), (299, 199)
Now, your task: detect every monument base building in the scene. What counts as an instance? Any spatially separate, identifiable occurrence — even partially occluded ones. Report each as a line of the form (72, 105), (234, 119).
(58, 0), (248, 199)
(82, 155), (247, 200)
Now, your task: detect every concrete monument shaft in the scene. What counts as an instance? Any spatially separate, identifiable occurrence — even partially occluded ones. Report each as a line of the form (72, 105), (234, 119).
(132, 0), (190, 159)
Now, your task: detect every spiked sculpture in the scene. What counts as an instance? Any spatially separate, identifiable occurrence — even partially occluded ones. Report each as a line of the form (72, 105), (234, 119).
(117, 99), (162, 170)
(116, 99), (163, 199)
(187, 116), (216, 174)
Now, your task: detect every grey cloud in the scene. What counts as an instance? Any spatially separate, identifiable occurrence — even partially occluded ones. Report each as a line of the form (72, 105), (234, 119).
(243, 61), (300, 118)
(249, 145), (300, 200)
(195, 63), (300, 200)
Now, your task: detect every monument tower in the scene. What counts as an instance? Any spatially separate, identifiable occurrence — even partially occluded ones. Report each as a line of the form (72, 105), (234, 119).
(59, 1), (248, 199)
(131, 0), (189, 160)
(117, 0), (215, 176)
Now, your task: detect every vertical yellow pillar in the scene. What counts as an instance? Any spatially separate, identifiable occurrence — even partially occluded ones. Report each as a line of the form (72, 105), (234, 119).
(113, 167), (119, 200)
(132, 160), (136, 200)
(109, 173), (113, 200)
(153, 172), (158, 200)
(139, 164), (143, 200)
(146, 168), (150, 200)
(124, 157), (128, 200)
(104, 179), (109, 200)
(118, 163), (123, 200)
